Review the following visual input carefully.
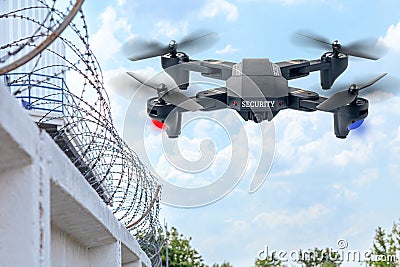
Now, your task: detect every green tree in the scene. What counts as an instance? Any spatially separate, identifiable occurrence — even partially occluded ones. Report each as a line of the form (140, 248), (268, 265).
(161, 226), (206, 267)
(297, 248), (341, 267)
(254, 256), (286, 266)
(212, 262), (233, 267)
(368, 221), (400, 267)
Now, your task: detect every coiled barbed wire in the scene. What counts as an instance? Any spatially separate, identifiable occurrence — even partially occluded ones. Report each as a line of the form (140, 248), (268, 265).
(0, 1), (163, 265)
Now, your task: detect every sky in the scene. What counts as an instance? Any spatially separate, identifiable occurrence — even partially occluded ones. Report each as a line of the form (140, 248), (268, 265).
(81, 0), (400, 266)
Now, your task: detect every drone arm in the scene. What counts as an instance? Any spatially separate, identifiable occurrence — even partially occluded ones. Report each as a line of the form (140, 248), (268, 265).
(278, 55), (348, 89)
(303, 59), (331, 72)
(200, 60), (235, 81)
(299, 98), (327, 111)
(174, 59), (235, 81)
(181, 60), (217, 74)
(288, 87), (328, 112)
(163, 59), (234, 89)
(193, 87), (228, 111)
(277, 59), (330, 80)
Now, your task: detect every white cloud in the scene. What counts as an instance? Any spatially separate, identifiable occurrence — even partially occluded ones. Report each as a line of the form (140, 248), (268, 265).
(153, 141), (227, 188)
(353, 168), (379, 187)
(272, 105), (385, 177)
(139, 117), (235, 188)
(65, 69), (86, 96)
(387, 125), (400, 159)
(153, 21), (188, 39)
(252, 204), (330, 228)
(379, 21), (400, 52)
(260, 0), (344, 10)
(332, 141), (372, 167)
(333, 184), (358, 200)
(272, 0), (311, 5)
(90, 6), (131, 64)
(156, 155), (207, 187)
(216, 44), (239, 54)
(200, 0), (238, 22)
(117, 0), (126, 6)
(273, 111), (323, 176)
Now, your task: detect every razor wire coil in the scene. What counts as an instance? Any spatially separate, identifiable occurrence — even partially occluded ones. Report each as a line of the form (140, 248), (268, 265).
(0, 1), (163, 265)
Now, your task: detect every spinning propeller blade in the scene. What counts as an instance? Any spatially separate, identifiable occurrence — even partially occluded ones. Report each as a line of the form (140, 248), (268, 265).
(161, 90), (203, 112)
(124, 29), (218, 62)
(293, 31), (385, 60)
(317, 73), (387, 112)
(126, 71), (159, 90)
(295, 32), (332, 50)
(126, 72), (203, 111)
(316, 90), (357, 112)
(128, 47), (172, 62)
(177, 29), (218, 54)
(357, 73), (388, 91)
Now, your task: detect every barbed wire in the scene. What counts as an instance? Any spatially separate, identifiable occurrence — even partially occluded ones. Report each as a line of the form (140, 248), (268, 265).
(0, 1), (163, 265)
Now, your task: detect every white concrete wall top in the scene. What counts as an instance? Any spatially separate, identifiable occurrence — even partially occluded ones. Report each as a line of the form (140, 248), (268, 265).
(0, 81), (151, 267)
(0, 78), (38, 172)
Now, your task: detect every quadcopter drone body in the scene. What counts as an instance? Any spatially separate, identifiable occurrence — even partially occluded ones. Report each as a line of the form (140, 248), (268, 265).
(125, 32), (386, 139)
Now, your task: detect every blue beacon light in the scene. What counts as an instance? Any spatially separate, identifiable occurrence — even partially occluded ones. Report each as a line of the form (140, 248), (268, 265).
(348, 119), (365, 130)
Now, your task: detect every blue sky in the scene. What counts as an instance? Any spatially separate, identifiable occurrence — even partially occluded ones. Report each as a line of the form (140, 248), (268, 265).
(82, 0), (400, 266)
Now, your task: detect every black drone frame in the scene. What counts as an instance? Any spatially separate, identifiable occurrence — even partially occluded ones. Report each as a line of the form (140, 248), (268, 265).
(126, 32), (386, 139)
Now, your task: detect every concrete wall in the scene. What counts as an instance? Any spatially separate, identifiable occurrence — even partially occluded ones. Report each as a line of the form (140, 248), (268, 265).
(0, 81), (151, 267)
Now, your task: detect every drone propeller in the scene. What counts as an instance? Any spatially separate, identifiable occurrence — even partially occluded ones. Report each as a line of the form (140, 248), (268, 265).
(294, 31), (385, 60)
(317, 73), (387, 112)
(126, 72), (203, 111)
(123, 29), (218, 62)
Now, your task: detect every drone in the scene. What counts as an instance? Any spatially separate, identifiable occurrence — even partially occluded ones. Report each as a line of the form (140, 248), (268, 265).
(124, 30), (388, 139)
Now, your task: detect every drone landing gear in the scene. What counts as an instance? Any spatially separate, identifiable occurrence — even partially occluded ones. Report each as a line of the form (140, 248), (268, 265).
(164, 111), (182, 138)
(333, 98), (368, 138)
(147, 98), (182, 138)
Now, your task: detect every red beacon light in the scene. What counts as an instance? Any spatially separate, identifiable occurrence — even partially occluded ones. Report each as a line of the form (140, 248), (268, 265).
(152, 119), (166, 129)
